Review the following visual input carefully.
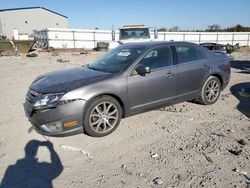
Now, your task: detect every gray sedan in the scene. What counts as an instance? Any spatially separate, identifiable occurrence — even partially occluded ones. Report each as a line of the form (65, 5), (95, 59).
(24, 41), (231, 137)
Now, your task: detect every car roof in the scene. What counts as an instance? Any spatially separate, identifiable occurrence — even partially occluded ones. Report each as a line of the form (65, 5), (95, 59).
(122, 41), (198, 48)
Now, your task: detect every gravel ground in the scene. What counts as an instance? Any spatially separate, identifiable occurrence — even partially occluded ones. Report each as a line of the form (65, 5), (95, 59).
(0, 48), (249, 188)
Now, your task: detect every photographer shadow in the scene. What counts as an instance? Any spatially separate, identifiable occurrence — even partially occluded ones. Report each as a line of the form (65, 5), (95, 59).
(0, 140), (63, 188)
(230, 82), (250, 118)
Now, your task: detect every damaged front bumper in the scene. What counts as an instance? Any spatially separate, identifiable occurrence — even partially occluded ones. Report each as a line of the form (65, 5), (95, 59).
(23, 99), (86, 137)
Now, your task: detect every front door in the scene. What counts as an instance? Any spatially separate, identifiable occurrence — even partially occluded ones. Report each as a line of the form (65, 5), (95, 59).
(127, 45), (177, 114)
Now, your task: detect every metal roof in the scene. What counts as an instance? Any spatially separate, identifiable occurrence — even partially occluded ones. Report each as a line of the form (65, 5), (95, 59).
(0, 7), (68, 18)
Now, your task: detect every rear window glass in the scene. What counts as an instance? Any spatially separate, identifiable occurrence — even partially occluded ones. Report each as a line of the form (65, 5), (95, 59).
(176, 45), (206, 64)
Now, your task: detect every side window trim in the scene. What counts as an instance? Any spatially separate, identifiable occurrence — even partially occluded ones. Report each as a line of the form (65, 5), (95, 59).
(175, 58), (205, 66)
(171, 45), (178, 65)
(149, 63), (173, 72)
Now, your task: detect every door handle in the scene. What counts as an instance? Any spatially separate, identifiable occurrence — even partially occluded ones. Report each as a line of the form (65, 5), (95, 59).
(202, 65), (209, 70)
(165, 73), (174, 78)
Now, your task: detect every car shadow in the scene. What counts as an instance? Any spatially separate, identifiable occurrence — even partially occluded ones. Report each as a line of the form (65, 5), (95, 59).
(0, 140), (63, 188)
(230, 82), (250, 118)
(230, 60), (250, 73)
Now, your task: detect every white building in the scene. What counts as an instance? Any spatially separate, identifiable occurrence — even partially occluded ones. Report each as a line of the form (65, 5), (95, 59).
(0, 7), (68, 39)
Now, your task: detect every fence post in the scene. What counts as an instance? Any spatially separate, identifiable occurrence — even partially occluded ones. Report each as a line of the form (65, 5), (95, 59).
(46, 29), (49, 48)
(183, 33), (185, 41)
(216, 33), (219, 44)
(247, 33), (250, 47)
(72, 31), (76, 48)
(198, 33), (201, 44)
(93, 32), (96, 48)
(164, 33), (166, 41)
(232, 33), (235, 45)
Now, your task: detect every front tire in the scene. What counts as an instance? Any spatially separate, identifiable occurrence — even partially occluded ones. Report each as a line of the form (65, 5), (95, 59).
(198, 76), (221, 105)
(83, 96), (122, 137)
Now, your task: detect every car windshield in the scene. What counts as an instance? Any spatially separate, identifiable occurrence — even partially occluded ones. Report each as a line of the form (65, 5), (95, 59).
(87, 46), (145, 73)
(120, 28), (150, 40)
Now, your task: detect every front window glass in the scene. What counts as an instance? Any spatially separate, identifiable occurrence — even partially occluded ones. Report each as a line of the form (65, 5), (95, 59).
(139, 46), (172, 70)
(120, 28), (150, 40)
(87, 46), (144, 73)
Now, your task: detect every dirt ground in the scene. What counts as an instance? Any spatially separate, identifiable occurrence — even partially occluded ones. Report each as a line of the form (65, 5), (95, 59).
(0, 48), (249, 188)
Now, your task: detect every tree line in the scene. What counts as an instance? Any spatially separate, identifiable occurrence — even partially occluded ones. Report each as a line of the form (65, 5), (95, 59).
(158, 24), (250, 32)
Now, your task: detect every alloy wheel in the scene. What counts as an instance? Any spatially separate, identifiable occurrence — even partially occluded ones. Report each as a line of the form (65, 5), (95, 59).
(205, 80), (220, 103)
(89, 102), (118, 133)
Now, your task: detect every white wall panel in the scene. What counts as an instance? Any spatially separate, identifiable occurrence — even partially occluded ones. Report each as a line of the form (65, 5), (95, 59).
(48, 40), (74, 48)
(47, 31), (73, 40)
(165, 34), (184, 41)
(35, 28), (250, 49)
(95, 32), (111, 41)
(75, 41), (95, 48)
(74, 32), (94, 40)
(184, 34), (199, 42)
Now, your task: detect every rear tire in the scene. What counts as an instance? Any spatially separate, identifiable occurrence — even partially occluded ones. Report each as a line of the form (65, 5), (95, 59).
(198, 76), (221, 105)
(83, 96), (122, 137)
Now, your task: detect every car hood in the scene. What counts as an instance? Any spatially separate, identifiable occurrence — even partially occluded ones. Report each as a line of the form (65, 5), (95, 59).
(31, 67), (113, 93)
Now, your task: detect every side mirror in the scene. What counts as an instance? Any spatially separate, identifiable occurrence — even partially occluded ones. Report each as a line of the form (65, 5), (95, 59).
(135, 66), (151, 76)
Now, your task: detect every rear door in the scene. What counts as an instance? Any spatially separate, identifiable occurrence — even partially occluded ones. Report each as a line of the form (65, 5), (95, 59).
(127, 45), (177, 114)
(173, 43), (210, 100)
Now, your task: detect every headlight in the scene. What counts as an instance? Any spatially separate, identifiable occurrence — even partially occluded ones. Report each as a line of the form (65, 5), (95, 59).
(33, 93), (64, 109)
